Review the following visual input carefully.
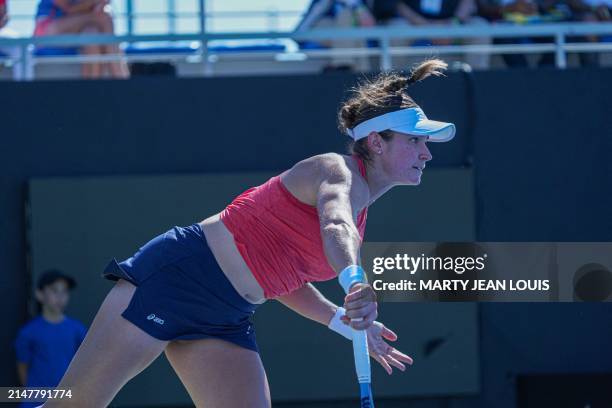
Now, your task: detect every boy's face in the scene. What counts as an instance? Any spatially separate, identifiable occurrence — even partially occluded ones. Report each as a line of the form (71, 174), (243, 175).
(36, 279), (70, 313)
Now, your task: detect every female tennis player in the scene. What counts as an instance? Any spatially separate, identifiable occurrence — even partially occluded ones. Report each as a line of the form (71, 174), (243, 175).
(41, 58), (455, 408)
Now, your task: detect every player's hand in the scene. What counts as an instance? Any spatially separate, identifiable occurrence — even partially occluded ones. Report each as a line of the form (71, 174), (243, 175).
(342, 283), (377, 330)
(365, 322), (414, 374)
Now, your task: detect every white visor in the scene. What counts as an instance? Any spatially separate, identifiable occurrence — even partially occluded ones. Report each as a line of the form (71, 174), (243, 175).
(347, 107), (456, 142)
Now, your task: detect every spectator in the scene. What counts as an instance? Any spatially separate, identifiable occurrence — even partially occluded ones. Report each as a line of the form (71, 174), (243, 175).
(34, 0), (129, 79)
(479, 0), (600, 67)
(295, 0), (377, 71)
(14, 270), (87, 408)
(586, 0), (612, 20)
(477, 0), (545, 67)
(0, 0), (33, 80)
(559, 0), (611, 65)
(372, 0), (491, 70)
(0, 0), (6, 29)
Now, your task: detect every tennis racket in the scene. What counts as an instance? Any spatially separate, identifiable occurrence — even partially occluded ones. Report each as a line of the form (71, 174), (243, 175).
(339, 266), (375, 407)
(351, 319), (374, 408)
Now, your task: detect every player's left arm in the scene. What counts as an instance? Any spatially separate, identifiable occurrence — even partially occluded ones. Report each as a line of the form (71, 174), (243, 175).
(275, 282), (337, 325)
(276, 283), (413, 374)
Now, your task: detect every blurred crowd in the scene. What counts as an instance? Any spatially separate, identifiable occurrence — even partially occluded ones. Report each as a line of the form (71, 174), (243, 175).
(296, 0), (612, 69)
(1, 0), (611, 79)
(0, 0), (128, 79)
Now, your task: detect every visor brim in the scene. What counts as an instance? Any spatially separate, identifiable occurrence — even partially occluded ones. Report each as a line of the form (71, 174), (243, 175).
(390, 120), (456, 143)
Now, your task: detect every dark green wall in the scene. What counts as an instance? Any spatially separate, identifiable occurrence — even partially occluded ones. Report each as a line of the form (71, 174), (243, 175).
(1, 69), (611, 407)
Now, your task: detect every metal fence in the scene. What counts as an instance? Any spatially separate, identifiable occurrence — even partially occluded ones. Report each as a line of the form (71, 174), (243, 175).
(1, 13), (612, 80)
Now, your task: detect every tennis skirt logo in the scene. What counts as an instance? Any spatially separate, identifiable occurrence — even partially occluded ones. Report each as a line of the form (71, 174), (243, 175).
(147, 313), (165, 325)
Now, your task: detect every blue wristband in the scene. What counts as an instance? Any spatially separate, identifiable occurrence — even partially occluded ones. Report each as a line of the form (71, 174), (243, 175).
(338, 265), (365, 294)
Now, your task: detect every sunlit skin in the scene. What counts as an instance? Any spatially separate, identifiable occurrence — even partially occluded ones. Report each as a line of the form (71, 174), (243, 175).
(383, 133), (432, 185)
(329, 131), (431, 374)
(35, 280), (70, 322)
(356, 131), (433, 208)
(332, 279), (414, 374)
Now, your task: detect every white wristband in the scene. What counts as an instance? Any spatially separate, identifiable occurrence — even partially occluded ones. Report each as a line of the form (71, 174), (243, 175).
(328, 307), (353, 340)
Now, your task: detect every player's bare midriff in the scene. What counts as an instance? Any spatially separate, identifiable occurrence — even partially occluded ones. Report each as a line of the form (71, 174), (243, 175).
(198, 214), (267, 305)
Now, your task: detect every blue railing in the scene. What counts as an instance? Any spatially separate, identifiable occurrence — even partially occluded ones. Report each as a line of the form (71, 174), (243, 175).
(1, 21), (612, 80)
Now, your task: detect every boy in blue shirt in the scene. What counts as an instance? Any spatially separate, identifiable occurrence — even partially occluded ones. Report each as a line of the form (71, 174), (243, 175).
(14, 270), (87, 408)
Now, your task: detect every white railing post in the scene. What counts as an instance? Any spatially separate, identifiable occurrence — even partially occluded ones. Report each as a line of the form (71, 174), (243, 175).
(268, 8), (280, 32)
(126, 0), (134, 36)
(24, 44), (33, 81)
(168, 0), (176, 34)
(2, 22), (612, 79)
(16, 43), (34, 81)
(380, 36), (392, 71)
(555, 31), (567, 69)
(198, 0), (211, 76)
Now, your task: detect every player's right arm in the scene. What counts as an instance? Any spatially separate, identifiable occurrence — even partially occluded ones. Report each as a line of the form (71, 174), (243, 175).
(315, 153), (368, 274)
(315, 154), (377, 330)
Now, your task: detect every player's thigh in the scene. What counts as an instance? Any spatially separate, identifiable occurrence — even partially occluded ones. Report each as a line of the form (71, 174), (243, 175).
(44, 279), (168, 408)
(165, 338), (271, 408)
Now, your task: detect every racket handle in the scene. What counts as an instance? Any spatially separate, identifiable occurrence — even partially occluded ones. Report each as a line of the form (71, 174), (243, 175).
(352, 327), (371, 383)
(338, 265), (372, 383)
(360, 383), (375, 408)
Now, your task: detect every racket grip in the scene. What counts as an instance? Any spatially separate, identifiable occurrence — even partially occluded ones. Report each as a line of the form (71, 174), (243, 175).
(352, 328), (371, 384)
(360, 383), (375, 408)
(338, 265), (372, 384)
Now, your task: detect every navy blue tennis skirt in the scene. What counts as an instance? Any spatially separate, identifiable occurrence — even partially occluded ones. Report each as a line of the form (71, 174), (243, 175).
(102, 223), (260, 352)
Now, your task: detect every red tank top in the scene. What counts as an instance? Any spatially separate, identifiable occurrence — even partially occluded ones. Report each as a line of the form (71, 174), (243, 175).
(220, 155), (368, 299)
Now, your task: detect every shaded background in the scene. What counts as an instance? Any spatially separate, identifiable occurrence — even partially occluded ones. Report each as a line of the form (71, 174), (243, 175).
(1, 68), (611, 407)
